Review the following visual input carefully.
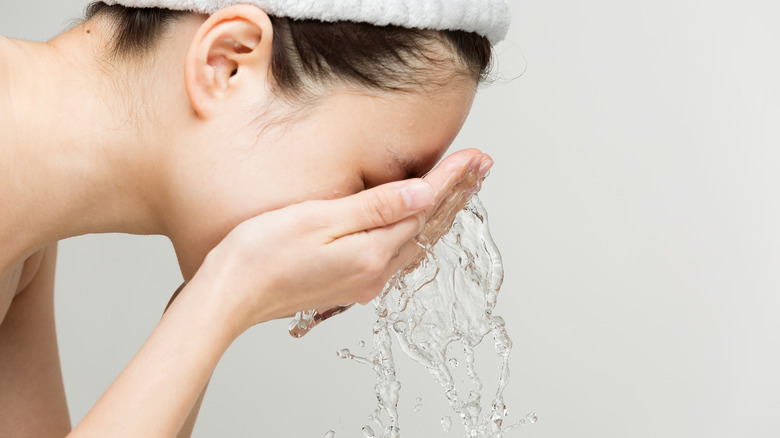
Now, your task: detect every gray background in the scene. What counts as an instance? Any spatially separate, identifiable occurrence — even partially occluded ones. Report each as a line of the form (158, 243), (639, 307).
(3, 0), (779, 436)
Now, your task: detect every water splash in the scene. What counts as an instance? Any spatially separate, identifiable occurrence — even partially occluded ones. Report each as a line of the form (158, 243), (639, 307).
(441, 416), (453, 433)
(339, 192), (518, 438)
(292, 166), (531, 436)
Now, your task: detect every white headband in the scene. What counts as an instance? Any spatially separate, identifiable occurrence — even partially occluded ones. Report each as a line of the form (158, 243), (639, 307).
(103, 0), (511, 44)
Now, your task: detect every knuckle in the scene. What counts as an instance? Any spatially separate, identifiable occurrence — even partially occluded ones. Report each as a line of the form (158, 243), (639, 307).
(364, 190), (398, 227)
(360, 248), (389, 278)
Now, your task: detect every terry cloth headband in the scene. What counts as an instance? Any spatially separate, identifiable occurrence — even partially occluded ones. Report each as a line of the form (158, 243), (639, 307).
(102, 0), (511, 44)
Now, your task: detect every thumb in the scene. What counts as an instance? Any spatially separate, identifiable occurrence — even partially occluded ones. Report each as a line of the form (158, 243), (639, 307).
(326, 179), (435, 237)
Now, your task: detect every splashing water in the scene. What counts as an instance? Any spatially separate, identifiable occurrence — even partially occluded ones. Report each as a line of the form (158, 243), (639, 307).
(441, 416), (453, 433)
(412, 397), (423, 413)
(290, 167), (532, 436)
(353, 194), (513, 438)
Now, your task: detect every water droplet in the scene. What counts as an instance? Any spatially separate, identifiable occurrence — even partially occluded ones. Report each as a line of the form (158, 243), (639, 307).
(493, 326), (513, 357)
(361, 425), (375, 438)
(504, 419), (526, 431)
(441, 416), (452, 433)
(325, 430), (335, 438)
(415, 397), (422, 402)
(526, 412), (537, 423)
(448, 358), (459, 368)
(358, 340), (366, 348)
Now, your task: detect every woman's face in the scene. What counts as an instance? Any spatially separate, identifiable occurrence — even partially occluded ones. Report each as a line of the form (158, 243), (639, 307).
(167, 79), (478, 277)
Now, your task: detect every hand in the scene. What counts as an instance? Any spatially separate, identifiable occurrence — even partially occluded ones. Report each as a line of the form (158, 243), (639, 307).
(193, 149), (492, 332)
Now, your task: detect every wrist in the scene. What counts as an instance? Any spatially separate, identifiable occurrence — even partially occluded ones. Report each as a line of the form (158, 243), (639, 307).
(175, 269), (248, 344)
(187, 250), (271, 336)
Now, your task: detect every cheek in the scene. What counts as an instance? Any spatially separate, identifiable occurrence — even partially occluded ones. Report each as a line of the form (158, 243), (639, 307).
(211, 163), (365, 225)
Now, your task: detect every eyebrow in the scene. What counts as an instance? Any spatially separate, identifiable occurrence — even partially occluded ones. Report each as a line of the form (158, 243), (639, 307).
(387, 146), (423, 180)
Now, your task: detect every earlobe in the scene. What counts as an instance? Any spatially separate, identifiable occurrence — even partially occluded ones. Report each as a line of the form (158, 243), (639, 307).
(184, 5), (274, 119)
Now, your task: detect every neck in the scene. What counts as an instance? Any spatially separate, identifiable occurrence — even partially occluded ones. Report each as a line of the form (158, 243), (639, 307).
(0, 22), (173, 267)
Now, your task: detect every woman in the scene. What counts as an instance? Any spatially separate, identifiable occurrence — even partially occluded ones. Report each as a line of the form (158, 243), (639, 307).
(0, 0), (508, 436)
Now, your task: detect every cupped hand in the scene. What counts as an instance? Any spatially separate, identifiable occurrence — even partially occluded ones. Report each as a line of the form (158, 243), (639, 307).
(193, 149), (493, 331)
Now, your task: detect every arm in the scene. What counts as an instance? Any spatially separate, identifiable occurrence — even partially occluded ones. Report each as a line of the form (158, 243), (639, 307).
(68, 150), (488, 438)
(165, 283), (211, 438)
(0, 244), (71, 437)
(69, 273), (235, 437)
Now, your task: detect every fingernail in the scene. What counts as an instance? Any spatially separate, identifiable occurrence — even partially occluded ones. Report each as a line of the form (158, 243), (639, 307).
(469, 154), (483, 172)
(479, 158), (494, 179)
(399, 180), (435, 210)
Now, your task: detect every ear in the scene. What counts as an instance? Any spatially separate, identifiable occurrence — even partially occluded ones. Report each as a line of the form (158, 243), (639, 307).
(184, 5), (274, 119)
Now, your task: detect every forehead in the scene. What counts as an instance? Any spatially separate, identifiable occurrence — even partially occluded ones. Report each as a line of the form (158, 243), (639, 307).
(364, 82), (477, 179)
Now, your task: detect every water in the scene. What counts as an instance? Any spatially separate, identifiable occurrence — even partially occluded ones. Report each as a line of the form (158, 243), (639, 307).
(441, 416), (453, 433)
(290, 169), (534, 436)
(413, 397), (423, 413)
(340, 191), (522, 438)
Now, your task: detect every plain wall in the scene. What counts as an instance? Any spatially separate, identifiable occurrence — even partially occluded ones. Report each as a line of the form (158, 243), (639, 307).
(2, 0), (778, 436)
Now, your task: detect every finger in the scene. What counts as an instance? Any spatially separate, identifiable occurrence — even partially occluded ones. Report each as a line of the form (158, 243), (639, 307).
(326, 179), (435, 238)
(364, 213), (424, 254)
(422, 152), (488, 215)
(377, 154), (496, 280)
(350, 153), (487, 276)
(389, 237), (427, 275)
(365, 237), (428, 300)
(423, 150), (481, 195)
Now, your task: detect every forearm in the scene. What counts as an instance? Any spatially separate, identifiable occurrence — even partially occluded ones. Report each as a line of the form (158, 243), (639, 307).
(69, 276), (240, 438)
(176, 381), (210, 438)
(164, 282), (212, 438)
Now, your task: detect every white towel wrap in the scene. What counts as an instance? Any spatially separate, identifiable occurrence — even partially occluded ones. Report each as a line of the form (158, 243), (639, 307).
(103, 0), (511, 44)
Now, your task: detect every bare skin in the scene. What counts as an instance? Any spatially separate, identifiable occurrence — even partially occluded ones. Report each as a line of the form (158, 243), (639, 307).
(0, 5), (493, 437)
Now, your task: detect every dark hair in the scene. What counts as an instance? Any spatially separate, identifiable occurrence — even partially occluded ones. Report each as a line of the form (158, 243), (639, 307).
(85, 2), (492, 100)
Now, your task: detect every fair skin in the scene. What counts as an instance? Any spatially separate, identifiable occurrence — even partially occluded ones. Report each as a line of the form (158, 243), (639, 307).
(0, 5), (493, 438)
